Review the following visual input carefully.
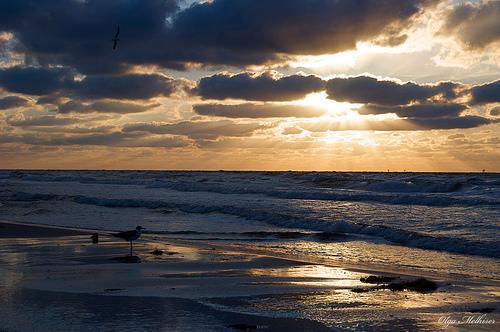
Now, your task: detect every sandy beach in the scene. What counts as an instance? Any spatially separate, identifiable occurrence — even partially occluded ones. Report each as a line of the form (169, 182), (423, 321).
(1, 221), (498, 331)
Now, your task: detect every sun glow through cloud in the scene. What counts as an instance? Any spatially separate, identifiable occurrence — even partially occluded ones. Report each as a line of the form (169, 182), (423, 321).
(291, 92), (363, 118)
(289, 92), (400, 125)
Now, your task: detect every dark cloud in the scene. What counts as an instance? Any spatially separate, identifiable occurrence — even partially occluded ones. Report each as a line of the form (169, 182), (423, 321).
(326, 76), (458, 105)
(0, 0), (435, 72)
(358, 103), (466, 118)
(36, 95), (65, 105)
(32, 126), (116, 134)
(193, 103), (325, 118)
(0, 0), (179, 74)
(300, 116), (493, 132)
(74, 74), (180, 100)
(0, 131), (190, 148)
(167, 0), (434, 67)
(44, 133), (137, 146)
(47, 132), (189, 148)
(0, 66), (75, 95)
(441, 1), (500, 49)
(0, 95), (31, 109)
(0, 66), (182, 100)
(7, 115), (77, 127)
(57, 101), (87, 113)
(409, 116), (494, 130)
(123, 120), (268, 139)
(196, 72), (325, 101)
(88, 100), (159, 114)
(58, 100), (160, 114)
(470, 80), (500, 105)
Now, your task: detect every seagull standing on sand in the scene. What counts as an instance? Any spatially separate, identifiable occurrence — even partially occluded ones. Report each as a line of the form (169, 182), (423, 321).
(112, 226), (144, 256)
(112, 25), (120, 50)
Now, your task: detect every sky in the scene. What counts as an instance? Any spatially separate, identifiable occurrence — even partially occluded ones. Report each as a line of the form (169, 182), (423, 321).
(0, 0), (499, 171)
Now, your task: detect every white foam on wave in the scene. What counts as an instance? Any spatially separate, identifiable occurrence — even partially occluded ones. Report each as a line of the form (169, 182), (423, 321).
(3, 189), (499, 258)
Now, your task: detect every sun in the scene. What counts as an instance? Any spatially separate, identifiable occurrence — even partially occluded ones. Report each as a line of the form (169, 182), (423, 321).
(291, 91), (364, 120)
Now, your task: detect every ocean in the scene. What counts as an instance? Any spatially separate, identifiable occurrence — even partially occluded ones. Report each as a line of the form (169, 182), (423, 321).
(1, 170), (499, 280)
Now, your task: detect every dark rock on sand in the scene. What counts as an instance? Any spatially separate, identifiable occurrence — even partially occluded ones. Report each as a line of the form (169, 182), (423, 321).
(352, 277), (438, 293)
(151, 249), (164, 256)
(351, 287), (373, 293)
(360, 275), (396, 284)
(387, 278), (438, 293)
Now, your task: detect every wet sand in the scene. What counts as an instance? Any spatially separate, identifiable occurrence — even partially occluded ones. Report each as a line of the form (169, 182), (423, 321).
(0, 221), (333, 331)
(0, 221), (88, 238)
(0, 221), (498, 331)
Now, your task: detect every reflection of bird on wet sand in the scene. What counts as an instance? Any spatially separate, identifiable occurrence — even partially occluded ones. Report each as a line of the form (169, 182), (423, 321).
(112, 25), (120, 50)
(111, 226), (144, 256)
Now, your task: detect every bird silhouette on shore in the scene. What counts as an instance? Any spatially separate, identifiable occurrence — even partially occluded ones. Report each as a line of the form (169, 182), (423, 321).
(112, 226), (144, 256)
(112, 25), (120, 50)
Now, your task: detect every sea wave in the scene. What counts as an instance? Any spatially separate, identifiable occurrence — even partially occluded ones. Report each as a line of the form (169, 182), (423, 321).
(4, 190), (499, 258)
(1, 170), (498, 207)
(364, 180), (463, 193)
(146, 181), (497, 207)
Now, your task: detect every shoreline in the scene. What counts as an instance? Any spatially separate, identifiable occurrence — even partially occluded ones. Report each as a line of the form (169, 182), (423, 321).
(1, 220), (499, 331)
(3, 220), (496, 285)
